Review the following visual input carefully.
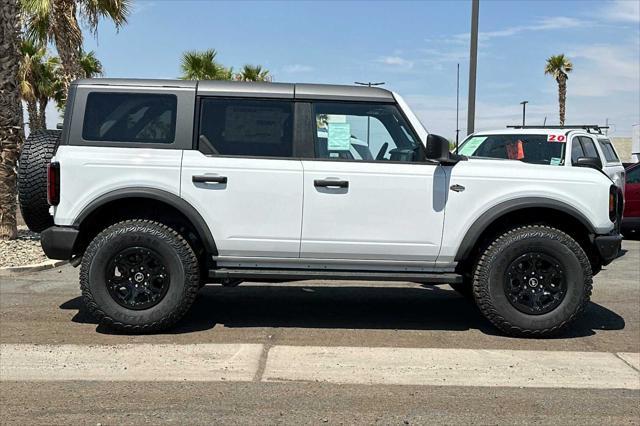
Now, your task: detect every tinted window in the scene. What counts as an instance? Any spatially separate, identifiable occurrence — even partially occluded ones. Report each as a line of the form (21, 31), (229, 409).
(579, 136), (599, 157)
(627, 165), (640, 184)
(313, 102), (420, 162)
(199, 98), (293, 157)
(460, 134), (565, 165)
(598, 139), (620, 162)
(83, 93), (177, 143)
(571, 138), (585, 165)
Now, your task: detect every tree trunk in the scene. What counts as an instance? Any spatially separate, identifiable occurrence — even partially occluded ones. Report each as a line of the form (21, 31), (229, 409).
(558, 74), (567, 126)
(38, 97), (48, 130)
(0, 0), (25, 240)
(26, 99), (41, 132)
(52, 0), (83, 107)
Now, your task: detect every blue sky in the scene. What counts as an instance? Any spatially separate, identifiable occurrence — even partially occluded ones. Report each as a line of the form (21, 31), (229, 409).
(55, 0), (640, 137)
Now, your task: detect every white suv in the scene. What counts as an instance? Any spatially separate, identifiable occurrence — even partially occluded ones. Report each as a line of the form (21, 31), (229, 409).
(18, 79), (623, 337)
(459, 126), (626, 189)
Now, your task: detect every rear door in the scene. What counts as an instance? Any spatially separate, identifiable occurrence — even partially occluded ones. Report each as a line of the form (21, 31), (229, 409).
(299, 100), (446, 263)
(181, 97), (303, 258)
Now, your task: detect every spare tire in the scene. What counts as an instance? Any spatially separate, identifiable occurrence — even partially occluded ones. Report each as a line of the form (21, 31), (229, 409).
(18, 129), (62, 232)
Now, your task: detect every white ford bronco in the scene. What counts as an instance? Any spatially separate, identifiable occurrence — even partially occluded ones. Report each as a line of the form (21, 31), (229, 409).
(18, 78), (623, 336)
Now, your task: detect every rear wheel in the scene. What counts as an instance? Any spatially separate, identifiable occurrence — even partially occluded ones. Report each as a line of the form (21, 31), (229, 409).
(472, 225), (592, 337)
(80, 220), (200, 332)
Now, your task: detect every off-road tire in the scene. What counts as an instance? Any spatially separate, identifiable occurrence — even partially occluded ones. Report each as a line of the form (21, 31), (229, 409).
(80, 220), (200, 333)
(17, 129), (61, 232)
(472, 225), (592, 337)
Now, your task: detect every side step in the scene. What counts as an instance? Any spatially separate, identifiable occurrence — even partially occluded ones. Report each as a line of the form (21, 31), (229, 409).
(209, 268), (463, 284)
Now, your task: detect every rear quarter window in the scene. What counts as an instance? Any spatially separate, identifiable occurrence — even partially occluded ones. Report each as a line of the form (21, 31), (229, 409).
(598, 139), (620, 163)
(82, 93), (177, 143)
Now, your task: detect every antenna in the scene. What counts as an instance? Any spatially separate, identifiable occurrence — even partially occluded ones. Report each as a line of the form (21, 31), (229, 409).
(543, 116), (547, 125)
(456, 63), (460, 153)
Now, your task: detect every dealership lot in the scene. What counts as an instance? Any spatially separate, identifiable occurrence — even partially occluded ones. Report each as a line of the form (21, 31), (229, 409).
(1, 241), (639, 424)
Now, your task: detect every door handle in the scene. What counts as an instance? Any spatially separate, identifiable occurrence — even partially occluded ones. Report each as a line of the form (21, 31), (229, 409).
(314, 179), (349, 188)
(192, 175), (227, 184)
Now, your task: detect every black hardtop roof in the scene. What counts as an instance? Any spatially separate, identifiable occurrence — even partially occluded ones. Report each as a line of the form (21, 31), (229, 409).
(72, 78), (395, 102)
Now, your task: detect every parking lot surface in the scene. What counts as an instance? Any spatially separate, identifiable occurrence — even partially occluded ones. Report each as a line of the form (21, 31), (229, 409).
(1, 241), (639, 424)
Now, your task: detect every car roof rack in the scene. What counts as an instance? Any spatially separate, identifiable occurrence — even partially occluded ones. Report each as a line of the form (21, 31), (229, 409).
(506, 125), (610, 134)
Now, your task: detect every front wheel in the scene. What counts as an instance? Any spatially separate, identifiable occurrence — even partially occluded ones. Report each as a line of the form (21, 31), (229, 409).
(472, 225), (592, 337)
(80, 220), (200, 333)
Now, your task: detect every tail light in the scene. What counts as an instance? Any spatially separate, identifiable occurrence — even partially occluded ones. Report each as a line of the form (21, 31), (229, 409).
(609, 185), (617, 223)
(47, 162), (60, 206)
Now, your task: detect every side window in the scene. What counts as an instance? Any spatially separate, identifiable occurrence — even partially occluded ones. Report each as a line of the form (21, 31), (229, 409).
(312, 102), (420, 162)
(198, 98), (293, 158)
(579, 136), (599, 158)
(598, 139), (620, 162)
(627, 166), (640, 184)
(571, 137), (585, 165)
(82, 93), (177, 143)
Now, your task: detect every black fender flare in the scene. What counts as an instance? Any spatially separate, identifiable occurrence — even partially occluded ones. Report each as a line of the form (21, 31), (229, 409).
(454, 197), (596, 262)
(73, 188), (218, 255)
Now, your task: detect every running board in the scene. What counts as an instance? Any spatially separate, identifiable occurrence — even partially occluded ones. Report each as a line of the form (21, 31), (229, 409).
(209, 268), (463, 284)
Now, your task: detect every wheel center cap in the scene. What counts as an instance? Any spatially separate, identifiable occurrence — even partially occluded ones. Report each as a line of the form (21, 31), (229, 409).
(528, 277), (539, 288)
(134, 272), (145, 283)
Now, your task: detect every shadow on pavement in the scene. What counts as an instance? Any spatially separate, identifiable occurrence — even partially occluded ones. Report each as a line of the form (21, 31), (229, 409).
(60, 283), (625, 338)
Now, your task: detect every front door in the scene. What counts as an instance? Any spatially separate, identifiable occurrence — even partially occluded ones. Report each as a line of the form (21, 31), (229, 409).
(300, 101), (446, 263)
(181, 97), (303, 258)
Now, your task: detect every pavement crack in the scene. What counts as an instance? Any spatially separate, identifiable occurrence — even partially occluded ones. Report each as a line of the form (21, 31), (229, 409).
(614, 353), (640, 373)
(253, 335), (275, 382)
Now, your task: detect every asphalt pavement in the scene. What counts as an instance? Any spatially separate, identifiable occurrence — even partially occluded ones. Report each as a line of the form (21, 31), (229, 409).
(1, 240), (639, 424)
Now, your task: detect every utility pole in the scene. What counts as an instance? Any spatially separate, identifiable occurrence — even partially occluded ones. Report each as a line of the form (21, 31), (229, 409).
(520, 101), (528, 126)
(467, 0), (479, 135)
(456, 63), (460, 152)
(355, 81), (385, 146)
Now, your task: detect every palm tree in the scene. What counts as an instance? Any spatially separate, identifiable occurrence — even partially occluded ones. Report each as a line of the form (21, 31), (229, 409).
(21, 0), (131, 103)
(1, 0), (26, 240)
(79, 50), (103, 78)
(544, 54), (573, 126)
(179, 49), (233, 80)
(236, 64), (271, 82)
(18, 38), (47, 131)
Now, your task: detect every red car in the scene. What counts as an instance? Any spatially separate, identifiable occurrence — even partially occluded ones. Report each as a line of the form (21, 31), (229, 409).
(622, 162), (640, 237)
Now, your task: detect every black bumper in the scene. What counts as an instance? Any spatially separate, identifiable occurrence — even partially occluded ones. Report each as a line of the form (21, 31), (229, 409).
(593, 233), (623, 266)
(40, 226), (79, 260)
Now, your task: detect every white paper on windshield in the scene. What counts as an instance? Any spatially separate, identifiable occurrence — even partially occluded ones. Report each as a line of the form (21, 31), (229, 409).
(459, 136), (487, 155)
(550, 157), (562, 166)
(328, 122), (351, 151)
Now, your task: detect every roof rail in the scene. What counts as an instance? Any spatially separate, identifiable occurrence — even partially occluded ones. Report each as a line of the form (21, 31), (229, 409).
(506, 125), (609, 134)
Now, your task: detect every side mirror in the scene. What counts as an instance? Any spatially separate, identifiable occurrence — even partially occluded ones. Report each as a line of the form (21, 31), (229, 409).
(426, 134), (464, 164)
(575, 156), (602, 170)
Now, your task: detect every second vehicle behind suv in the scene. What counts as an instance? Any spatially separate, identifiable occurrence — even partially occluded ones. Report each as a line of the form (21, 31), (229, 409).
(18, 79), (622, 337)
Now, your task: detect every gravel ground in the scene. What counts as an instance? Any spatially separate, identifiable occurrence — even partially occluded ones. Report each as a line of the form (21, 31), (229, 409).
(0, 226), (47, 268)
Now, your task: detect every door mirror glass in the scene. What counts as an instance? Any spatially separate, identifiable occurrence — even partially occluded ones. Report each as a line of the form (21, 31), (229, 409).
(575, 156), (603, 170)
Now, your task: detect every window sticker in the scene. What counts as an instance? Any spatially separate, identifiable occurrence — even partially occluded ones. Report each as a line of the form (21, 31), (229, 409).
(547, 134), (566, 142)
(458, 136), (487, 155)
(550, 157), (562, 166)
(327, 122), (351, 151)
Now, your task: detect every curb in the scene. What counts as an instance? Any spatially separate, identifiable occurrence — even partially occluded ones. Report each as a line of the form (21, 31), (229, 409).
(0, 260), (68, 276)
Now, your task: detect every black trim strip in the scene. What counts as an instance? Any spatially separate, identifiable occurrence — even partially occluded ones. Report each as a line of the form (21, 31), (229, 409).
(73, 188), (218, 255)
(454, 197), (597, 261)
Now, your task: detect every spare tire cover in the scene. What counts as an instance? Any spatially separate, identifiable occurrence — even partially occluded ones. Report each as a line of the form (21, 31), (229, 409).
(18, 129), (62, 232)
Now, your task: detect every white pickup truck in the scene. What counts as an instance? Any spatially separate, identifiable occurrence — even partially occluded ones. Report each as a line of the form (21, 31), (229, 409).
(17, 79), (622, 337)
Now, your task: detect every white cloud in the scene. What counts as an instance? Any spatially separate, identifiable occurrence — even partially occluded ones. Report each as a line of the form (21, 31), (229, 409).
(282, 64), (314, 73)
(600, 0), (640, 23)
(568, 43), (640, 97)
(377, 56), (414, 69)
(451, 16), (587, 44)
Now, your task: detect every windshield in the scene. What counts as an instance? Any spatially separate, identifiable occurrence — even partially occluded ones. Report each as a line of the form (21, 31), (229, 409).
(459, 134), (566, 165)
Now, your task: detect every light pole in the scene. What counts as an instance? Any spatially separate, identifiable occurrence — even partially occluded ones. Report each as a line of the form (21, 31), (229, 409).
(467, 0), (479, 135)
(355, 81), (385, 146)
(520, 101), (528, 126)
